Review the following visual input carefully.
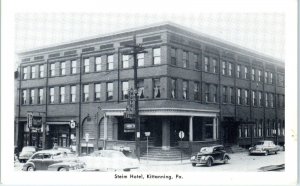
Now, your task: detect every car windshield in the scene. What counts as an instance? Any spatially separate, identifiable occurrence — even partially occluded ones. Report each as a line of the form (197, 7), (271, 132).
(255, 142), (265, 145)
(22, 147), (35, 152)
(200, 147), (214, 153)
(100, 151), (126, 158)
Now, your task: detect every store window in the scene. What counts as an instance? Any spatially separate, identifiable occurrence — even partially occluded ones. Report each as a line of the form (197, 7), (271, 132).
(83, 84), (89, 102)
(153, 78), (161, 98)
(204, 118), (213, 139)
(107, 82), (113, 100)
(153, 48), (161, 65)
(94, 83), (101, 101)
(122, 81), (129, 100)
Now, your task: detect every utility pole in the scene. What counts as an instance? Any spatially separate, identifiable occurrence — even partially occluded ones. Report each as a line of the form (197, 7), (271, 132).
(124, 35), (147, 161)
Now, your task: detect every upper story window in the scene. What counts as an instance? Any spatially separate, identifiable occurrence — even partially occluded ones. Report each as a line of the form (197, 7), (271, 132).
(107, 82), (113, 100)
(171, 78), (177, 99)
(71, 60), (77, 74)
(194, 81), (200, 101)
(60, 62), (66, 76)
(278, 74), (284, 86)
(183, 51), (189, 68)
(182, 80), (188, 99)
(23, 67), (28, 80)
(204, 83), (209, 102)
(212, 58), (217, 73)
(71, 85), (76, 103)
(258, 70), (262, 82)
(137, 53), (144, 67)
(171, 48), (177, 65)
(251, 68), (255, 81)
(265, 93), (268, 107)
(122, 55), (129, 69)
(84, 58), (90, 73)
(137, 80), (145, 99)
(244, 89), (249, 105)
(212, 84), (218, 103)
(204, 56), (209, 72)
(269, 93), (274, 108)
(252, 90), (256, 106)
(153, 78), (161, 98)
(153, 48), (161, 65)
(95, 57), (102, 71)
(228, 62), (232, 76)
(83, 84), (89, 102)
(22, 90), (27, 104)
(59, 86), (65, 103)
(229, 87), (234, 104)
(39, 65), (44, 78)
(258, 91), (262, 107)
(50, 63), (55, 77)
(194, 53), (200, 70)
(237, 88), (241, 105)
(107, 55), (114, 70)
(244, 66), (249, 79)
(38, 88), (43, 104)
(94, 83), (101, 101)
(264, 71), (268, 83)
(122, 81), (129, 100)
(49, 87), (54, 104)
(222, 61), (226, 75)
(30, 89), (35, 104)
(222, 86), (227, 103)
(269, 72), (274, 84)
(236, 65), (241, 78)
(31, 66), (36, 79)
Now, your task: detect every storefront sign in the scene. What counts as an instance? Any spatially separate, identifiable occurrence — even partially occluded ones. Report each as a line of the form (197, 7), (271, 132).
(124, 123), (135, 132)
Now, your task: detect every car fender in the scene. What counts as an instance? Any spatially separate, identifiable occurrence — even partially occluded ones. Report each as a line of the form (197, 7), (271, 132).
(223, 154), (230, 160)
(204, 156), (214, 163)
(23, 162), (35, 170)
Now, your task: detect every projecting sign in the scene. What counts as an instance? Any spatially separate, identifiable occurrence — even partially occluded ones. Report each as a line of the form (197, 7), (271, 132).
(70, 120), (76, 128)
(179, 131), (185, 139)
(124, 123), (135, 133)
(145, 132), (151, 137)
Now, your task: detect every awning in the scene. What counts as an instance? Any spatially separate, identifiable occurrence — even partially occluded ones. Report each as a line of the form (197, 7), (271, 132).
(46, 121), (70, 125)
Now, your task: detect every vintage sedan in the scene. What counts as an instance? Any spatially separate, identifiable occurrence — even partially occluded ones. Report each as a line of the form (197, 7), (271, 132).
(22, 150), (84, 171)
(249, 140), (280, 156)
(19, 146), (37, 163)
(80, 150), (139, 171)
(190, 145), (230, 167)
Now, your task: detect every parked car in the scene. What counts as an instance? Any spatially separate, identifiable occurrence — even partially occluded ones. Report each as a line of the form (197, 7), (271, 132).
(22, 150), (84, 171)
(190, 145), (230, 167)
(249, 140), (280, 155)
(80, 150), (139, 171)
(19, 146), (37, 163)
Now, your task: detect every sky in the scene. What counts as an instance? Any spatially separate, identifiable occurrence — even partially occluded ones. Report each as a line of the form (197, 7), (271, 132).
(15, 12), (285, 61)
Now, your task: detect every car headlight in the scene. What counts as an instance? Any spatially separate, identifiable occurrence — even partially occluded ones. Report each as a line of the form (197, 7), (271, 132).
(190, 156), (195, 160)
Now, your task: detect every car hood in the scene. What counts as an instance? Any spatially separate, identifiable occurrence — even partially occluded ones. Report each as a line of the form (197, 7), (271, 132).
(196, 152), (214, 156)
(252, 145), (264, 149)
(80, 156), (139, 170)
(19, 151), (34, 157)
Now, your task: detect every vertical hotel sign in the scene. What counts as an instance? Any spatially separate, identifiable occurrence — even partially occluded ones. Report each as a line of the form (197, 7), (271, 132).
(124, 88), (135, 119)
(27, 112), (43, 129)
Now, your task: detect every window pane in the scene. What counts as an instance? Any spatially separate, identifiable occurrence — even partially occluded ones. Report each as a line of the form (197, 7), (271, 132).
(153, 48), (161, 65)
(137, 53), (144, 67)
(71, 60), (77, 74)
(153, 79), (161, 98)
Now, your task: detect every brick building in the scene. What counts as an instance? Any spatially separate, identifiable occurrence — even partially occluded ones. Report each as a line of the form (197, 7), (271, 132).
(15, 22), (285, 155)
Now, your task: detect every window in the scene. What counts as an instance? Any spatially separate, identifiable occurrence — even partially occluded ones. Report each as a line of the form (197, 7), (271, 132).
(31, 66), (36, 79)
(270, 93), (274, 108)
(230, 87), (234, 104)
(228, 62), (232, 76)
(122, 81), (129, 99)
(212, 58), (217, 73)
(171, 48), (176, 65)
(244, 125), (249, 138)
(83, 85), (89, 102)
(171, 78), (177, 99)
(153, 48), (161, 65)
(107, 55), (114, 70)
(204, 57), (209, 72)
(222, 61), (226, 75)
(204, 83), (209, 102)
(22, 90), (27, 104)
(59, 87), (65, 103)
(84, 58), (90, 73)
(245, 90), (249, 105)
(236, 65), (241, 78)
(213, 85), (218, 103)
(107, 83), (113, 100)
(265, 93), (268, 107)
(71, 60), (77, 74)
(153, 79), (161, 98)
(252, 91), (256, 106)
(258, 120), (263, 137)
(264, 71), (268, 83)
(194, 82), (200, 100)
(258, 70), (262, 82)
(222, 86), (227, 103)
(269, 72), (273, 84)
(182, 80), (188, 99)
(60, 62), (66, 75)
(137, 53), (144, 67)
(71, 86), (76, 103)
(38, 88), (43, 104)
(258, 91), (262, 107)
(94, 83), (101, 101)
(278, 74), (284, 86)
(183, 51), (189, 68)
(50, 63), (55, 77)
(244, 66), (248, 79)
(137, 80), (145, 99)
(122, 55), (129, 69)
(39, 65), (44, 78)
(251, 68), (255, 81)
(49, 88), (54, 104)
(237, 88), (241, 105)
(30, 89), (35, 104)
(238, 126), (242, 138)
(194, 53), (200, 70)
(23, 67), (28, 79)
(95, 57), (102, 71)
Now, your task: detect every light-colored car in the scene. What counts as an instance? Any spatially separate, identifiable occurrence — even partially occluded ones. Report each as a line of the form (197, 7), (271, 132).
(249, 140), (280, 155)
(19, 146), (37, 163)
(80, 150), (139, 171)
(22, 150), (84, 171)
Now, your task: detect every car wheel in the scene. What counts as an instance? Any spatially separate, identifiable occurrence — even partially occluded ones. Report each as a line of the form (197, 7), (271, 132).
(223, 156), (229, 164)
(275, 151), (278, 154)
(27, 166), (34, 171)
(123, 169), (130, 172)
(58, 167), (67, 171)
(206, 158), (212, 167)
(192, 163), (196, 167)
(264, 151), (269, 156)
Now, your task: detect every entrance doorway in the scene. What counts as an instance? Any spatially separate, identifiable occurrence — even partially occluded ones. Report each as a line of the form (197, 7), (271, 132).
(222, 117), (238, 144)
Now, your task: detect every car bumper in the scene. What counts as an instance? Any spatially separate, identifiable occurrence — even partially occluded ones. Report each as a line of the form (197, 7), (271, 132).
(191, 159), (207, 164)
(249, 150), (266, 154)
